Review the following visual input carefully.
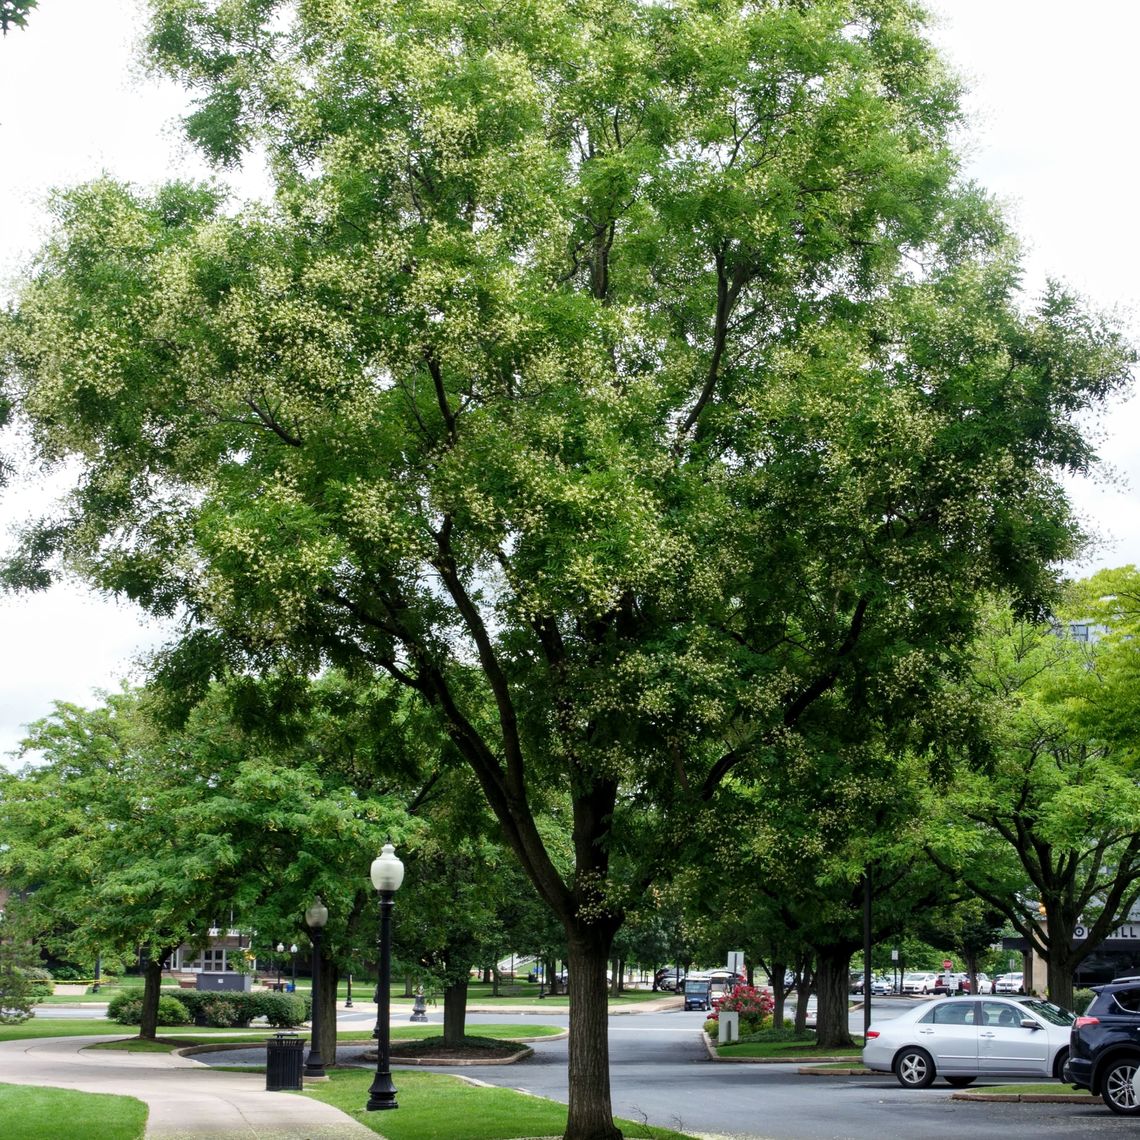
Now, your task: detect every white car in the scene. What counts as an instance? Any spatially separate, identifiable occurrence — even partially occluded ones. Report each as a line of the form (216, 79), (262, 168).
(862, 995), (1074, 1088)
(901, 971), (938, 995)
(994, 972), (1024, 993)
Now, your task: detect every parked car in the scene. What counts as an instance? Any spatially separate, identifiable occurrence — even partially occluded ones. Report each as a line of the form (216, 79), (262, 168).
(863, 995), (1074, 1089)
(932, 972), (967, 995)
(1069, 979), (1140, 1114)
(967, 973), (994, 995)
(994, 972), (1024, 993)
(852, 974), (893, 996)
(900, 971), (938, 995)
(654, 968), (684, 992)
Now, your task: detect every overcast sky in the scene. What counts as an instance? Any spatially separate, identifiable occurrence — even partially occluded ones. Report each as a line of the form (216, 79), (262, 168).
(1, 0), (1138, 760)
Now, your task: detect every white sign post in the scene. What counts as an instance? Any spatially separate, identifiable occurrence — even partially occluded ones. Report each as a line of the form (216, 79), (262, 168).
(720, 1010), (740, 1044)
(727, 951), (744, 978)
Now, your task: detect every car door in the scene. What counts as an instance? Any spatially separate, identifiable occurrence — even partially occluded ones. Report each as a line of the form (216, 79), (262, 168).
(977, 1000), (1049, 1073)
(914, 1000), (979, 1072)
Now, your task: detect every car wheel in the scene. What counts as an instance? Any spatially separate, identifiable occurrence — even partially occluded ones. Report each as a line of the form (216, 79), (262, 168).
(945, 1076), (976, 1088)
(1102, 1057), (1140, 1116)
(895, 1047), (936, 1089)
(1053, 1048), (1070, 1082)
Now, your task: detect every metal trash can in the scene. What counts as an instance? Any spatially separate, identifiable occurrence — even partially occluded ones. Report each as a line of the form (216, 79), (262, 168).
(266, 1032), (304, 1091)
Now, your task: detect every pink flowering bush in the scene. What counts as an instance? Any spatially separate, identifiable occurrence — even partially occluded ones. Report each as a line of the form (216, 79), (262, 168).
(712, 984), (775, 1036)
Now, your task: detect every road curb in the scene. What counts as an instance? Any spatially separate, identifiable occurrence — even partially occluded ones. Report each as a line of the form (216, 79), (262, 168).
(952, 1091), (1101, 1103)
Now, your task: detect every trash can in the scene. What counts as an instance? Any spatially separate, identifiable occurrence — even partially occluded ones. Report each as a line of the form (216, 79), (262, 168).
(266, 1032), (304, 1091)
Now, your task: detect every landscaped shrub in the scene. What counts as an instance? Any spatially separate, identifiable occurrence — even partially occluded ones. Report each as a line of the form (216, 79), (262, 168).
(712, 984), (776, 1037)
(23, 967), (54, 999)
(50, 965), (86, 981)
(257, 992), (308, 1028)
(107, 992), (191, 1026)
(1072, 988), (1095, 1014)
(201, 998), (236, 1027)
(174, 990), (309, 1028)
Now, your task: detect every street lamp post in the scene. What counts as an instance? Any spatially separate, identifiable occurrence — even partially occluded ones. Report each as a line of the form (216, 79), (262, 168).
(366, 841), (405, 1112)
(290, 944), (298, 991)
(303, 897), (329, 1080)
(276, 942), (285, 991)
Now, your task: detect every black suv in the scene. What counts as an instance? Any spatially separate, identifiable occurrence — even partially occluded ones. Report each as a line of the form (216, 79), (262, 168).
(1069, 979), (1140, 1114)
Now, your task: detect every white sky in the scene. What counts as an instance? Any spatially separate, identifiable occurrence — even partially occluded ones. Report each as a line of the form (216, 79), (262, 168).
(1, 0), (1138, 760)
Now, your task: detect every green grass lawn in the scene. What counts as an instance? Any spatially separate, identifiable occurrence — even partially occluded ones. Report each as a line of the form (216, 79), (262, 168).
(0, 1082), (147, 1140)
(716, 1036), (863, 1059)
(302, 1068), (695, 1140)
(0, 1020), (123, 1042)
(966, 1082), (1098, 1097)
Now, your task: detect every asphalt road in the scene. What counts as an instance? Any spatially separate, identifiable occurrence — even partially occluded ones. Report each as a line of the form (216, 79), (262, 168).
(37, 999), (1139, 1138)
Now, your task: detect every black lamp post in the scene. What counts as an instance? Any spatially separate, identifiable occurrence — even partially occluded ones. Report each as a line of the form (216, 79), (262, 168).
(276, 942), (285, 990)
(290, 943), (298, 990)
(303, 897), (329, 1080)
(366, 841), (404, 1112)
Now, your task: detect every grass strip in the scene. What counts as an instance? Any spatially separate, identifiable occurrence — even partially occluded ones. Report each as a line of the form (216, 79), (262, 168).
(302, 1068), (695, 1140)
(0, 1081), (147, 1140)
(970, 1082), (1098, 1097)
(717, 1037), (863, 1059)
(0, 1020), (122, 1042)
(88, 1024), (562, 1052)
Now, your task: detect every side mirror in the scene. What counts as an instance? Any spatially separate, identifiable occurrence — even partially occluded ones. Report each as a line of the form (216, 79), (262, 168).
(1020, 1018), (1041, 1030)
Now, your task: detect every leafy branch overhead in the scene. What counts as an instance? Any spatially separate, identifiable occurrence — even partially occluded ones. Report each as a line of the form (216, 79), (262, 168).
(0, 1), (35, 35)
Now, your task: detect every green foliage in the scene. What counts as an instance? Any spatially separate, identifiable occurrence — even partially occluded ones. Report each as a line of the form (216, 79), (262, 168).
(0, 926), (39, 1023)
(4, 2), (1134, 1133)
(107, 992), (190, 1027)
(922, 589), (1140, 1010)
(1072, 988), (1095, 1014)
(0, 1), (36, 36)
(173, 989), (309, 1028)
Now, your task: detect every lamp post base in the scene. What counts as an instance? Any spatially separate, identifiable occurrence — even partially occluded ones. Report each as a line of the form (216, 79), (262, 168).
(366, 1071), (399, 1111)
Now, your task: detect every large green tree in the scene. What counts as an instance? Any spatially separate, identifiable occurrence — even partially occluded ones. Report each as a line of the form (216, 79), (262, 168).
(2, 2), (1130, 1133)
(0, 680), (413, 1047)
(923, 599), (1140, 1011)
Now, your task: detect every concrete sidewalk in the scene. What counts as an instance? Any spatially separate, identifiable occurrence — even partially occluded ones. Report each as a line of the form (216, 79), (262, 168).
(0, 1035), (377, 1138)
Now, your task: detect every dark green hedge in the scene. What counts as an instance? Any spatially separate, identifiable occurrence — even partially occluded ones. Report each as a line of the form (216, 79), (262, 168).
(176, 990), (310, 1028)
(107, 988), (309, 1028)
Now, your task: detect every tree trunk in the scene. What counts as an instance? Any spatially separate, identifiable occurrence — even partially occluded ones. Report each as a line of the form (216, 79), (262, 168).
(482, 965), (492, 984)
(814, 947), (855, 1049)
(318, 957), (339, 1067)
(139, 953), (165, 1040)
(403, 974), (414, 997)
(770, 959), (788, 1026)
(1046, 945), (1076, 1011)
(565, 926), (622, 1140)
(793, 988), (809, 1035)
(443, 977), (468, 1047)
(609, 958), (620, 997)
(492, 964), (501, 997)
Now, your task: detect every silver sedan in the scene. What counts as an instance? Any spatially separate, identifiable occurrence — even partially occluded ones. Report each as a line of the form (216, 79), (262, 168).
(862, 995), (1074, 1089)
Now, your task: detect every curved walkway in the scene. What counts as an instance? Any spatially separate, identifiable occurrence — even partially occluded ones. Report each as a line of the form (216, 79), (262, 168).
(0, 1035), (376, 1139)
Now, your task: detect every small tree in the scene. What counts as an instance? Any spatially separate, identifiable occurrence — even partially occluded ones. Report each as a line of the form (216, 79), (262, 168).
(0, 917), (38, 1024)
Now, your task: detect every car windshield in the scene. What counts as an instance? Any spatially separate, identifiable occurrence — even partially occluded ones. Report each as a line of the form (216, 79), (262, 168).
(1019, 998), (1074, 1026)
